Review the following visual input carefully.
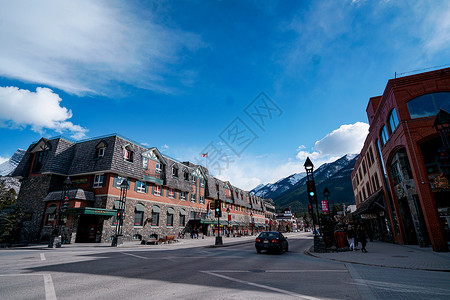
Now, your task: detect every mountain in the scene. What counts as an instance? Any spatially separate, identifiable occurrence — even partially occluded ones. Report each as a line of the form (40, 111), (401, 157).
(0, 149), (26, 176)
(251, 172), (306, 199)
(251, 154), (359, 215)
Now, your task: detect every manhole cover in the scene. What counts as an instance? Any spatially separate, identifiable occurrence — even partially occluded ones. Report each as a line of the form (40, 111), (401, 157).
(392, 255), (408, 258)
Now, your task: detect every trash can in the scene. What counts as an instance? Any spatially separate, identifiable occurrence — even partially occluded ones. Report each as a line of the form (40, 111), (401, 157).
(334, 230), (347, 249)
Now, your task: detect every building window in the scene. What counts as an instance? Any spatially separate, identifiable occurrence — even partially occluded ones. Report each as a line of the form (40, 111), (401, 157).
(172, 165), (179, 177)
(134, 204), (145, 226)
(167, 208), (174, 226)
(183, 170), (189, 181)
(380, 125), (389, 146)
(200, 178), (205, 187)
(154, 185), (161, 196)
(45, 204), (57, 226)
(115, 176), (128, 189)
(388, 108), (399, 134)
(135, 180), (147, 193)
(391, 161), (401, 185)
(123, 145), (134, 162)
(190, 193), (196, 202)
(199, 195), (205, 204)
(180, 191), (187, 200)
(156, 163), (162, 173)
(93, 174), (104, 188)
(151, 206), (160, 226)
(179, 214), (185, 226)
(168, 188), (175, 198)
(407, 92), (450, 119)
(142, 157), (148, 169)
(96, 147), (105, 158)
(32, 150), (48, 173)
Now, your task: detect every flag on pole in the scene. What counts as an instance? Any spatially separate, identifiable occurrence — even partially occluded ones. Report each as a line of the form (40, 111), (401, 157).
(201, 153), (208, 157)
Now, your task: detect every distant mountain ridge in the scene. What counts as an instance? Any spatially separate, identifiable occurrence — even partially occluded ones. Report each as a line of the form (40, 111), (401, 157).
(250, 154), (359, 214)
(0, 149), (26, 176)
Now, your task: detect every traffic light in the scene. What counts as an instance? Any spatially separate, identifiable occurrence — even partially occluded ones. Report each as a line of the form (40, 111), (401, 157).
(215, 200), (222, 218)
(306, 180), (317, 204)
(439, 147), (450, 179)
(60, 196), (69, 213)
(308, 204), (313, 215)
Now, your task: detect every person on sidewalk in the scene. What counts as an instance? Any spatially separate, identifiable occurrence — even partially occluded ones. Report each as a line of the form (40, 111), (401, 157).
(347, 225), (356, 251)
(357, 225), (368, 253)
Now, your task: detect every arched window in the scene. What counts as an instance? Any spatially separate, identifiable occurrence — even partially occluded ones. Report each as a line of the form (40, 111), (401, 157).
(151, 205), (160, 226)
(380, 125), (389, 146)
(407, 92), (450, 119)
(45, 204), (57, 226)
(134, 203), (145, 226)
(123, 145), (134, 162)
(388, 108), (399, 134)
(167, 207), (174, 226)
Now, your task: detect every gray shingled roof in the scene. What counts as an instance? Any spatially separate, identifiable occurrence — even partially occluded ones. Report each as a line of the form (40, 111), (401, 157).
(43, 189), (94, 201)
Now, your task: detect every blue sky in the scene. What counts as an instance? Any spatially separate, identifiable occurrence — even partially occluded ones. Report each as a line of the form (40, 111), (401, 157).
(1, 0), (450, 190)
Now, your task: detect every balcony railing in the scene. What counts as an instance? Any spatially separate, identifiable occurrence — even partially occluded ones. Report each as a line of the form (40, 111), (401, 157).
(143, 170), (164, 185)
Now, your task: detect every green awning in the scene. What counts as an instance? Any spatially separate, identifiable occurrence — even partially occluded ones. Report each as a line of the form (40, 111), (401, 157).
(114, 200), (124, 210)
(65, 207), (117, 216)
(152, 205), (161, 213)
(135, 203), (145, 212)
(45, 206), (57, 214)
(167, 207), (175, 214)
(180, 208), (187, 215)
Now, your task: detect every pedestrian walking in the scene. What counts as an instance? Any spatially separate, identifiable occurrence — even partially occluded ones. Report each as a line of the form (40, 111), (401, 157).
(357, 225), (368, 253)
(347, 225), (356, 251)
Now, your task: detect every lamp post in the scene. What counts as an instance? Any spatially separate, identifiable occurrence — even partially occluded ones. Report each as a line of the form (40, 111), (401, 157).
(323, 187), (330, 214)
(226, 207), (231, 237)
(250, 211), (254, 235)
(112, 178), (129, 247)
(304, 157), (326, 252)
(215, 180), (223, 245)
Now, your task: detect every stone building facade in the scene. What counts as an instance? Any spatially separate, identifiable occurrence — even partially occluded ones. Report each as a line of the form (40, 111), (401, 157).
(13, 134), (269, 244)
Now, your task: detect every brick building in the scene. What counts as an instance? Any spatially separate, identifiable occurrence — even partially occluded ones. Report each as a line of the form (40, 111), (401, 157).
(12, 134), (268, 244)
(352, 68), (450, 252)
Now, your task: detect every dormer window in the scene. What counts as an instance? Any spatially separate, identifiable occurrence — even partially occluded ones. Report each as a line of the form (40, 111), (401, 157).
(142, 157), (148, 169)
(123, 145), (134, 162)
(172, 165), (179, 177)
(183, 170), (189, 181)
(95, 141), (107, 158)
(32, 150), (48, 173)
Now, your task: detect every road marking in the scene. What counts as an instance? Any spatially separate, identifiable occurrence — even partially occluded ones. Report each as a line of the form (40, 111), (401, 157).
(0, 274), (57, 300)
(207, 269), (347, 273)
(345, 263), (377, 300)
(40, 253), (46, 261)
(201, 270), (322, 299)
(43, 274), (57, 300)
(121, 252), (150, 259)
(121, 252), (242, 260)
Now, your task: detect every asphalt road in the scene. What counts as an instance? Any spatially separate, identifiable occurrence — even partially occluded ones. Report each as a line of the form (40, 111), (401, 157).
(1, 233), (449, 299)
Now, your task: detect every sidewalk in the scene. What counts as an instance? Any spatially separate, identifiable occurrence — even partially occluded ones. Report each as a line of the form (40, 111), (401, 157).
(306, 240), (450, 271)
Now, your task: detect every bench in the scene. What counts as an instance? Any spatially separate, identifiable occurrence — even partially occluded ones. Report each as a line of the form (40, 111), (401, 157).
(159, 235), (176, 244)
(141, 237), (159, 245)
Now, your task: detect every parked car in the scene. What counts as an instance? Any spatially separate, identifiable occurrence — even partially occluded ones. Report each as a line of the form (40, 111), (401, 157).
(255, 231), (288, 254)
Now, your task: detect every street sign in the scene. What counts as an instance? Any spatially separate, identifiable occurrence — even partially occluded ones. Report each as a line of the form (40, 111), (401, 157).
(321, 200), (329, 213)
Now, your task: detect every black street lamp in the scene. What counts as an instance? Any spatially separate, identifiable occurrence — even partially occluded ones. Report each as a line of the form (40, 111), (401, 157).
(304, 157), (326, 252)
(250, 211), (254, 235)
(112, 178), (129, 247)
(226, 207), (231, 237)
(215, 180), (223, 245)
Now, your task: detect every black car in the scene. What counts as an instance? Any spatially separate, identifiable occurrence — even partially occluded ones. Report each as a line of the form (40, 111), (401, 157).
(255, 231), (288, 254)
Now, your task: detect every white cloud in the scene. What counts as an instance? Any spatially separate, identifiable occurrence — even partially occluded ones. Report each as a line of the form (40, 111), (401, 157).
(0, 156), (9, 164)
(0, 86), (88, 139)
(214, 122), (369, 190)
(0, 0), (204, 95)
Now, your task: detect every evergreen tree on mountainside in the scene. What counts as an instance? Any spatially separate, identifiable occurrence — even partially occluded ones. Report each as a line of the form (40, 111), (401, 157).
(0, 180), (22, 245)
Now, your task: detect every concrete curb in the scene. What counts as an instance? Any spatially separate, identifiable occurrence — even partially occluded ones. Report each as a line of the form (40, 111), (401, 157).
(304, 247), (450, 272)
